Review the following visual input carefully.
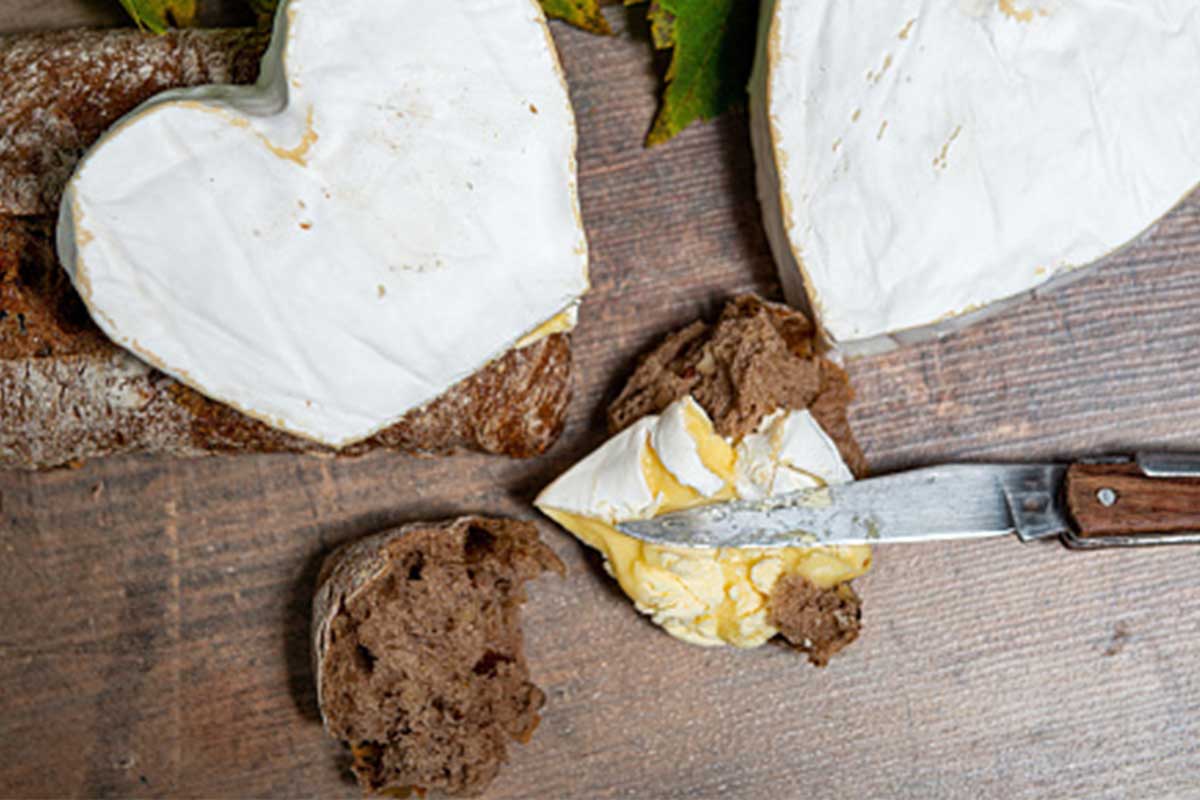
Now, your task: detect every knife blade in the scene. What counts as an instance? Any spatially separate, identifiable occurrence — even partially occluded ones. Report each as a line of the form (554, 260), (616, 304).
(615, 454), (1200, 550)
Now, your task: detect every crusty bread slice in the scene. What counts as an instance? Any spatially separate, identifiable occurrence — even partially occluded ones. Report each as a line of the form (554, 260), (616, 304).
(0, 29), (572, 468)
(312, 516), (563, 797)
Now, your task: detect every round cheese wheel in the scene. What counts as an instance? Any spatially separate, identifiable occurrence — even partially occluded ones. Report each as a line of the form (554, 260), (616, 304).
(751, 0), (1200, 351)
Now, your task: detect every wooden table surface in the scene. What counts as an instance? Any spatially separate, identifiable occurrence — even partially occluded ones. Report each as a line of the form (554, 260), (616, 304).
(4, 4), (1200, 798)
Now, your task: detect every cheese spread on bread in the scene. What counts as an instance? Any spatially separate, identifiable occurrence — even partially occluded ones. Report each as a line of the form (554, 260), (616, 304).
(536, 397), (870, 648)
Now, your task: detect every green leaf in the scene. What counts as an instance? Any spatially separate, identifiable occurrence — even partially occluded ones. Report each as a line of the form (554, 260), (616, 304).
(630, 0), (757, 146)
(118, 0), (196, 33)
(540, 0), (613, 34)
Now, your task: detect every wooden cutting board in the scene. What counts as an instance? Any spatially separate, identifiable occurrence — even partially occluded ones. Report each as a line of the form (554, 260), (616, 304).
(3, 4), (1200, 798)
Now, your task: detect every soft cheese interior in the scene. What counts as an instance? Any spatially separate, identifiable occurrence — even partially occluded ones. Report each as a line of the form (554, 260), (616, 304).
(57, 0), (588, 447)
(750, 0), (1200, 352)
(536, 396), (871, 648)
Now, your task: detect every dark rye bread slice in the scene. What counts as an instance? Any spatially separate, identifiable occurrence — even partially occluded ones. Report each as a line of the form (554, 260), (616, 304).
(608, 294), (865, 475)
(609, 294), (864, 665)
(0, 29), (572, 469)
(312, 516), (564, 797)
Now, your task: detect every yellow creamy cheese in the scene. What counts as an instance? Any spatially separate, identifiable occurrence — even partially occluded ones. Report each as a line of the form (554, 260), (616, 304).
(539, 399), (871, 648)
(516, 306), (578, 348)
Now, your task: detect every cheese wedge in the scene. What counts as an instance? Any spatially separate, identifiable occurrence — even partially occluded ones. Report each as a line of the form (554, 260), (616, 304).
(751, 0), (1200, 352)
(58, 0), (588, 447)
(536, 397), (871, 648)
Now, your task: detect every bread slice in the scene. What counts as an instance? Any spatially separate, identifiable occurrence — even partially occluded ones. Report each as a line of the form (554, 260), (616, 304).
(312, 516), (563, 797)
(609, 294), (866, 473)
(0, 29), (572, 469)
(607, 294), (864, 664)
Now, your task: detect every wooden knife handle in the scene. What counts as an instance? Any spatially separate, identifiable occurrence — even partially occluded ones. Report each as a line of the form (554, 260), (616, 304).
(1064, 462), (1200, 540)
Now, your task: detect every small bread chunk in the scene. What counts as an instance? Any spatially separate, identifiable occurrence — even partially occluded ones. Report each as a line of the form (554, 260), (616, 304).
(608, 294), (865, 477)
(768, 575), (863, 667)
(312, 516), (563, 797)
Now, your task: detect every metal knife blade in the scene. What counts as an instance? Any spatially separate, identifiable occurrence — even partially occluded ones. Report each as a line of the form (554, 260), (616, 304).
(615, 463), (1070, 549)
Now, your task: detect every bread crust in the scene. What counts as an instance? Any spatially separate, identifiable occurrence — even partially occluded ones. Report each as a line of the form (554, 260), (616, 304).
(0, 28), (572, 468)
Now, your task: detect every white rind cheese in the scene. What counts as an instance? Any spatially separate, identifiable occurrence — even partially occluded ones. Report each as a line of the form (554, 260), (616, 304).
(539, 417), (659, 522)
(57, 0), (589, 447)
(734, 408), (853, 499)
(751, 0), (1200, 353)
(652, 397), (728, 496)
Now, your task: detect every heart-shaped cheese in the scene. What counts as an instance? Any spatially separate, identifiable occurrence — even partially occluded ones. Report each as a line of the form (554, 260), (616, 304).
(751, 0), (1200, 352)
(57, 0), (588, 447)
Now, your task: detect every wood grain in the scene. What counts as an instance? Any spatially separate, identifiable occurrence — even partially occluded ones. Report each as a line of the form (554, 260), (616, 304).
(1066, 462), (1200, 539)
(3, 4), (1200, 799)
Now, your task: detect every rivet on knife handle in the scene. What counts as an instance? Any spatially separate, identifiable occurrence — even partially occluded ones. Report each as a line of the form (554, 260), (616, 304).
(1062, 457), (1200, 548)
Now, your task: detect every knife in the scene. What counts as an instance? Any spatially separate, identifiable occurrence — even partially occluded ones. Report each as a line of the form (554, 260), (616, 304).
(616, 453), (1200, 550)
